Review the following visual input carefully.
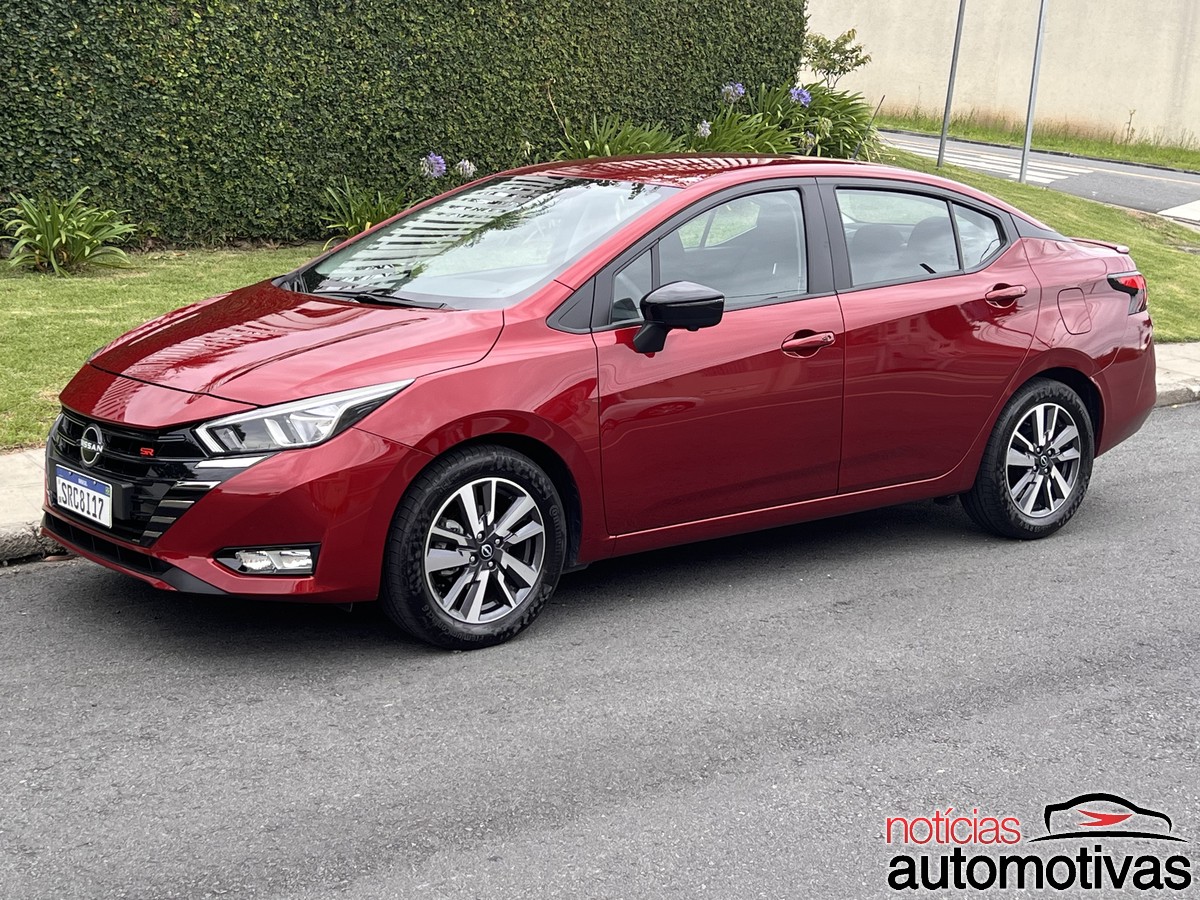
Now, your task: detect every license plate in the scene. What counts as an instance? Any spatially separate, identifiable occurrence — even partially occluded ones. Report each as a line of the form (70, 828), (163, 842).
(54, 464), (113, 528)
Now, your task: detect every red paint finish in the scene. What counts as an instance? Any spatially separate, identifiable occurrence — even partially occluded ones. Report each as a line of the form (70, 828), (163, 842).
(43, 155), (1156, 603)
(90, 281), (503, 405)
(61, 366), (252, 428)
(838, 245), (1041, 492)
(594, 297), (844, 533)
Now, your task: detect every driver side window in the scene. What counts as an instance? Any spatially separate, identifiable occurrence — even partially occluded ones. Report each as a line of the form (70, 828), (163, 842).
(606, 190), (807, 325)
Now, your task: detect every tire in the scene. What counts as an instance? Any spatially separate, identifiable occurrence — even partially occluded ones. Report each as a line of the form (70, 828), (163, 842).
(380, 445), (567, 649)
(961, 378), (1095, 540)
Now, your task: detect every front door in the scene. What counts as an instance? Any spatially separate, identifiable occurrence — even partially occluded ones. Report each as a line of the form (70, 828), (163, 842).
(594, 187), (845, 535)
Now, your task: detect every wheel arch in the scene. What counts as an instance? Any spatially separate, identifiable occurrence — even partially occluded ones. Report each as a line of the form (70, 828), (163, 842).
(396, 411), (605, 568)
(444, 432), (585, 569)
(1020, 366), (1104, 449)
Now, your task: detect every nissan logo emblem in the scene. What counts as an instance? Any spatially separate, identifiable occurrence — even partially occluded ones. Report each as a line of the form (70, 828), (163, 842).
(79, 425), (104, 466)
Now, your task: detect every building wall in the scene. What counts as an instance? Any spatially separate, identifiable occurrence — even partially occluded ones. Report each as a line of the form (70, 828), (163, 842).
(805, 0), (1199, 144)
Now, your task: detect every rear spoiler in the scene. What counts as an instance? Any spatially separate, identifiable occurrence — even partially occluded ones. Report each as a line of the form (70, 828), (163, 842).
(1071, 236), (1131, 255)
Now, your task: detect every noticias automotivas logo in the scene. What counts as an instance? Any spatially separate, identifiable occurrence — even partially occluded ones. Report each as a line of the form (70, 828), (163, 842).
(885, 793), (1191, 891)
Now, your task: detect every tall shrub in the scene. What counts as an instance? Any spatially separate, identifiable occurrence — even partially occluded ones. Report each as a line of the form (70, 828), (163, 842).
(0, 1), (807, 244)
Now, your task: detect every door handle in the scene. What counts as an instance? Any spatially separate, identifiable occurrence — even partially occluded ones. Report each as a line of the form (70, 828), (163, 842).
(984, 284), (1027, 307)
(781, 331), (835, 357)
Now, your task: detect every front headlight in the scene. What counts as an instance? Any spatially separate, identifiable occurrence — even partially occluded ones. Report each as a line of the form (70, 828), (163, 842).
(194, 380), (413, 455)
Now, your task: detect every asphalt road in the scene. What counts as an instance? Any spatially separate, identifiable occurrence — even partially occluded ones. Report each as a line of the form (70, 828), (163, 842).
(2, 404), (1198, 899)
(883, 130), (1200, 225)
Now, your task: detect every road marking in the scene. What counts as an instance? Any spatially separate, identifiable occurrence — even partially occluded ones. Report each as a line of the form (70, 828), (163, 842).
(1158, 199), (1200, 224)
(885, 137), (1094, 185)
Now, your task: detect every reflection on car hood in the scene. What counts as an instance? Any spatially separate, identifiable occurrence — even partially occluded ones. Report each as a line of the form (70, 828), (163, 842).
(90, 280), (504, 406)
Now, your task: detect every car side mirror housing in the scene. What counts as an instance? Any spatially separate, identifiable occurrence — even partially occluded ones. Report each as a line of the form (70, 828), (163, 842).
(632, 281), (725, 353)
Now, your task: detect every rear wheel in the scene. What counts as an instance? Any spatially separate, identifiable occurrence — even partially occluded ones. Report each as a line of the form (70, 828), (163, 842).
(962, 378), (1094, 539)
(381, 445), (567, 649)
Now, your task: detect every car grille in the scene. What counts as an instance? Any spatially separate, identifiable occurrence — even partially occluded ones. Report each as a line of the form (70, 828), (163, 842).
(47, 410), (220, 546)
(43, 514), (170, 577)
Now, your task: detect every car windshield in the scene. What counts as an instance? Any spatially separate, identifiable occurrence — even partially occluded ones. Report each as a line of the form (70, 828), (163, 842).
(304, 174), (679, 308)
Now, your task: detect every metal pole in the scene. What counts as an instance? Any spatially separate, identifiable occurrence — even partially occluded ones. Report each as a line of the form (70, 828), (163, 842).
(937, 0), (968, 168)
(1019, 0), (1049, 183)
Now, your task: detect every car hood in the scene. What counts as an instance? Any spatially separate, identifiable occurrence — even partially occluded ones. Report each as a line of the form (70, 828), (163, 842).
(90, 281), (504, 406)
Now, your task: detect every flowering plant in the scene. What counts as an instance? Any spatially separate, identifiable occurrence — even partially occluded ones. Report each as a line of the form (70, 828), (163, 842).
(720, 82), (746, 104)
(419, 153), (447, 178)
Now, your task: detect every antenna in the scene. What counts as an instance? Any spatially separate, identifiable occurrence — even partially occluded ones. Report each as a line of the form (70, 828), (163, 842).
(852, 95), (885, 161)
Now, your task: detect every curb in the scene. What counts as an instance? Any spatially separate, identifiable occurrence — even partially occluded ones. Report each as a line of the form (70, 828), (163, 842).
(1, 379), (1198, 568)
(0, 518), (63, 565)
(1156, 384), (1200, 407)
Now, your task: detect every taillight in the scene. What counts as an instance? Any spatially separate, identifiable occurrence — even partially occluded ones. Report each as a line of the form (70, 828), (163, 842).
(1108, 272), (1147, 314)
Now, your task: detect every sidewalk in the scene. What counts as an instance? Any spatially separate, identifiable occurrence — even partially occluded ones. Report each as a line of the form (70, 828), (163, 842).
(3, 344), (1199, 564)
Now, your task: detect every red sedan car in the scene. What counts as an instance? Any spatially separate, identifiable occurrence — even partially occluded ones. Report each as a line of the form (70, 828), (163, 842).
(44, 155), (1156, 648)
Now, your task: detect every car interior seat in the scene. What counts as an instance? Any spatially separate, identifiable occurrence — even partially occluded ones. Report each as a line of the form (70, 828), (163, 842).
(848, 223), (905, 284)
(904, 215), (959, 275)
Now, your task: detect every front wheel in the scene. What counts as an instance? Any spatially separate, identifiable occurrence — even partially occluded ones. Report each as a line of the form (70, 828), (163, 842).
(381, 445), (567, 649)
(962, 378), (1095, 540)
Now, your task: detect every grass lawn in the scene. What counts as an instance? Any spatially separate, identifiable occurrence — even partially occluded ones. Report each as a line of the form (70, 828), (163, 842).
(878, 110), (1200, 173)
(0, 245), (321, 449)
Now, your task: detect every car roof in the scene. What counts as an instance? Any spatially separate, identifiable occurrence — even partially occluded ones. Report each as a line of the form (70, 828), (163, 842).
(509, 154), (1048, 229)
(519, 154), (873, 186)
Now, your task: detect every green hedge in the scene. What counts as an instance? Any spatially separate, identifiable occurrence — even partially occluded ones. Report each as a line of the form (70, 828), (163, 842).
(1, 1), (807, 244)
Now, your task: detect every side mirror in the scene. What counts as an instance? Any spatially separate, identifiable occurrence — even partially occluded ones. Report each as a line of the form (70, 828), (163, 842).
(632, 281), (725, 353)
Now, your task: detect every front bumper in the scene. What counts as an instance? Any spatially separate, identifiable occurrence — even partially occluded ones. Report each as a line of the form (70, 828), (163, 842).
(43, 415), (433, 602)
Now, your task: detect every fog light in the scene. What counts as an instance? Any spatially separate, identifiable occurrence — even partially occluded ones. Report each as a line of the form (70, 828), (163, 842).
(218, 546), (317, 576)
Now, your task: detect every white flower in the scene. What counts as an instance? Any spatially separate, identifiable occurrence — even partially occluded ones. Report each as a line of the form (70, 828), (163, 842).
(455, 159), (477, 179)
(696, 120), (712, 139)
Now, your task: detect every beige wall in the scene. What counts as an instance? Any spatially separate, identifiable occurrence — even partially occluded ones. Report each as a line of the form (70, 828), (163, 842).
(805, 0), (1200, 143)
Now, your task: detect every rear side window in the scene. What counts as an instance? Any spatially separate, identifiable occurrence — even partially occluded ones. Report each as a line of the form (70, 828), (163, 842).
(838, 189), (960, 285)
(954, 204), (1005, 268)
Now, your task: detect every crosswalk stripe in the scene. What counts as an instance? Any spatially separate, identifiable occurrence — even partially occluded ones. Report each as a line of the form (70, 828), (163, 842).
(885, 138), (1093, 185)
(940, 155), (1062, 184)
(896, 144), (1064, 181)
(890, 140), (1095, 176)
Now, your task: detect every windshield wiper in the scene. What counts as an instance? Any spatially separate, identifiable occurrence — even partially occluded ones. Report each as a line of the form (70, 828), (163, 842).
(309, 288), (447, 309)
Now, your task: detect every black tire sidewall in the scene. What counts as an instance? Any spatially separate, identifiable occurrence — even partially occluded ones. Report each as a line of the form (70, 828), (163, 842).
(967, 379), (1095, 539)
(382, 446), (567, 649)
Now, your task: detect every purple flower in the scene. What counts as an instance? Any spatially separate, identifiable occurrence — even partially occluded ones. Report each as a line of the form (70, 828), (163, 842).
(420, 152), (447, 178)
(720, 82), (745, 104)
(790, 86), (812, 107)
(696, 120), (712, 139)
(454, 159), (477, 179)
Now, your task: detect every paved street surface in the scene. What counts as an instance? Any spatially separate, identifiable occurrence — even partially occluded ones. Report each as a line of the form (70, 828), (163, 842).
(885, 131), (1200, 226)
(2, 405), (1198, 899)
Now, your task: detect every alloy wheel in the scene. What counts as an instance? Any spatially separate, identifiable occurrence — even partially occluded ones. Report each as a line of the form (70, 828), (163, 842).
(1005, 402), (1083, 518)
(423, 477), (546, 624)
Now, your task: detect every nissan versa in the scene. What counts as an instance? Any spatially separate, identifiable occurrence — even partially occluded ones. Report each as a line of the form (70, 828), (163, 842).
(44, 156), (1156, 648)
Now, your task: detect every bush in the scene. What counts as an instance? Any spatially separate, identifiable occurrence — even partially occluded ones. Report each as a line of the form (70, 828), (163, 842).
(689, 105), (805, 154)
(3, 189), (136, 275)
(320, 178), (405, 247)
(556, 116), (684, 159)
(801, 28), (872, 88)
(0, 1), (807, 244)
(747, 83), (882, 160)
(555, 79), (881, 162)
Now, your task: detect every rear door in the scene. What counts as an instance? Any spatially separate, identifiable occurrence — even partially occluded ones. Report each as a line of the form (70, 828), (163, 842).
(821, 180), (1042, 493)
